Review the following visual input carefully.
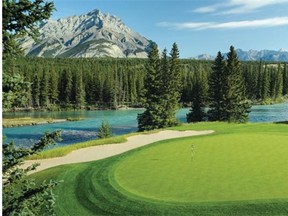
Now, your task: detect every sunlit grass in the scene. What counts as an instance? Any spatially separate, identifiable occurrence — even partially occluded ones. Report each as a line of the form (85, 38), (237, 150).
(30, 122), (288, 215)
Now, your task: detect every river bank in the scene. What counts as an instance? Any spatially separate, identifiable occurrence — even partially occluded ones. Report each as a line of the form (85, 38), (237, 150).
(3, 103), (288, 147)
(2, 117), (83, 128)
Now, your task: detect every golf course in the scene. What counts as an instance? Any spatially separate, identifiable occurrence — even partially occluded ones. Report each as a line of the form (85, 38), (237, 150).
(29, 122), (288, 215)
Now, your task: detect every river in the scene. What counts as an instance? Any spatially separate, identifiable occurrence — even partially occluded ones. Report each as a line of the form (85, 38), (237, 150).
(3, 103), (288, 147)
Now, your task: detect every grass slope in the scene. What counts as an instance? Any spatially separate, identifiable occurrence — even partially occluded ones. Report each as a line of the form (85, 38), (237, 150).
(31, 122), (288, 215)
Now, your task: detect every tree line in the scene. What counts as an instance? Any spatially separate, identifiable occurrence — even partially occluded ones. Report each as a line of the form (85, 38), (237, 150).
(3, 56), (288, 111)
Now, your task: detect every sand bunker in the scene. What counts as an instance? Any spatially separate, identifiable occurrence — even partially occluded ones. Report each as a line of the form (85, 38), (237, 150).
(24, 130), (214, 173)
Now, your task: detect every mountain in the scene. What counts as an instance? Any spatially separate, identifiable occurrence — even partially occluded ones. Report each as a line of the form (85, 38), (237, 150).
(19, 9), (152, 58)
(194, 49), (288, 62)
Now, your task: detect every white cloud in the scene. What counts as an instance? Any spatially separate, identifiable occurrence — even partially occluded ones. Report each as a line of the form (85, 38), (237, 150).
(193, 5), (219, 13)
(157, 22), (211, 30)
(193, 0), (288, 14)
(157, 17), (288, 30)
(224, 0), (288, 14)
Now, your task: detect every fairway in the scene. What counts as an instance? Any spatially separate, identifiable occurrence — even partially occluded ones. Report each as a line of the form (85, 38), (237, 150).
(31, 123), (288, 215)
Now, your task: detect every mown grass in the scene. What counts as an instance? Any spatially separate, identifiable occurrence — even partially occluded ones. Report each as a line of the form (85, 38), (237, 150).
(114, 132), (288, 202)
(30, 122), (288, 215)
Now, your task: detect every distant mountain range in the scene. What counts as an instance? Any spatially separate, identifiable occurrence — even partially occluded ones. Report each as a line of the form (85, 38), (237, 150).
(19, 9), (152, 58)
(19, 9), (288, 61)
(193, 49), (288, 62)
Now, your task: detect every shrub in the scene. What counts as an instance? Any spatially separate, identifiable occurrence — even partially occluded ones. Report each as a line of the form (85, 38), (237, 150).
(97, 121), (112, 139)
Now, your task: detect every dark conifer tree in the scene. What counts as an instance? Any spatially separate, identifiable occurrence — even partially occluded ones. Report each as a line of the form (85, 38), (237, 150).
(223, 46), (251, 122)
(62, 68), (73, 105)
(260, 65), (270, 101)
(31, 73), (40, 107)
(283, 63), (288, 95)
(270, 67), (277, 99)
(207, 51), (226, 121)
(128, 69), (138, 105)
(164, 43), (182, 126)
(138, 43), (182, 131)
(274, 64), (283, 99)
(243, 64), (258, 100)
(159, 48), (170, 127)
(73, 69), (86, 108)
(39, 68), (49, 107)
(256, 61), (263, 99)
(138, 44), (162, 131)
(49, 68), (59, 105)
(187, 67), (208, 122)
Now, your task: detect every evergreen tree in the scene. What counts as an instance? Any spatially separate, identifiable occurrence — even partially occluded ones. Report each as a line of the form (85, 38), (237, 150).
(187, 67), (208, 122)
(31, 73), (41, 107)
(159, 48), (170, 127)
(39, 69), (49, 107)
(283, 63), (288, 95)
(137, 44), (162, 131)
(2, 73), (30, 110)
(2, 0), (55, 58)
(97, 121), (112, 139)
(3, 131), (61, 216)
(128, 69), (138, 105)
(223, 46), (251, 122)
(256, 61), (263, 99)
(160, 43), (182, 127)
(85, 72), (97, 104)
(138, 43), (182, 131)
(260, 65), (270, 101)
(49, 68), (59, 105)
(4, 56), (285, 111)
(59, 69), (73, 105)
(73, 69), (86, 108)
(243, 64), (258, 100)
(207, 52), (226, 121)
(274, 64), (283, 99)
(270, 67), (277, 99)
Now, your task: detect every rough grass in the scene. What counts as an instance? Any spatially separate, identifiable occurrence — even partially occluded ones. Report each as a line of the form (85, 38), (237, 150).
(28, 130), (159, 160)
(30, 122), (288, 215)
(28, 136), (127, 159)
(2, 117), (57, 127)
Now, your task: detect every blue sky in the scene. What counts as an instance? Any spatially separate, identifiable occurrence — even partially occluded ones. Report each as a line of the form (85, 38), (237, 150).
(52, 0), (288, 58)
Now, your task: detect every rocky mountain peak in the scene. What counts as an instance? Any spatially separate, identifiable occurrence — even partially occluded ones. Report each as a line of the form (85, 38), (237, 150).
(20, 9), (152, 58)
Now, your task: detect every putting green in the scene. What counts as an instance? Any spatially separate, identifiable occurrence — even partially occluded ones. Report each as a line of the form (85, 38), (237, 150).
(114, 133), (288, 202)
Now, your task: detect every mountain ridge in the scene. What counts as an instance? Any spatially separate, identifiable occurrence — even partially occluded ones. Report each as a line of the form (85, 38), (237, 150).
(20, 9), (288, 61)
(193, 49), (288, 62)
(20, 9), (152, 58)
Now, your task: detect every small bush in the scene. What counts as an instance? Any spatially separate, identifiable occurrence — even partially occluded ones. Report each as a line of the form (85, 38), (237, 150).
(97, 121), (112, 139)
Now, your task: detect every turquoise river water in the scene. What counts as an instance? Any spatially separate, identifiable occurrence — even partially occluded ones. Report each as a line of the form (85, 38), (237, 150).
(3, 103), (288, 148)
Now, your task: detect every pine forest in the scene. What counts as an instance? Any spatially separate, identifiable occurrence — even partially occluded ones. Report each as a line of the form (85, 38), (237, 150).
(3, 56), (288, 111)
